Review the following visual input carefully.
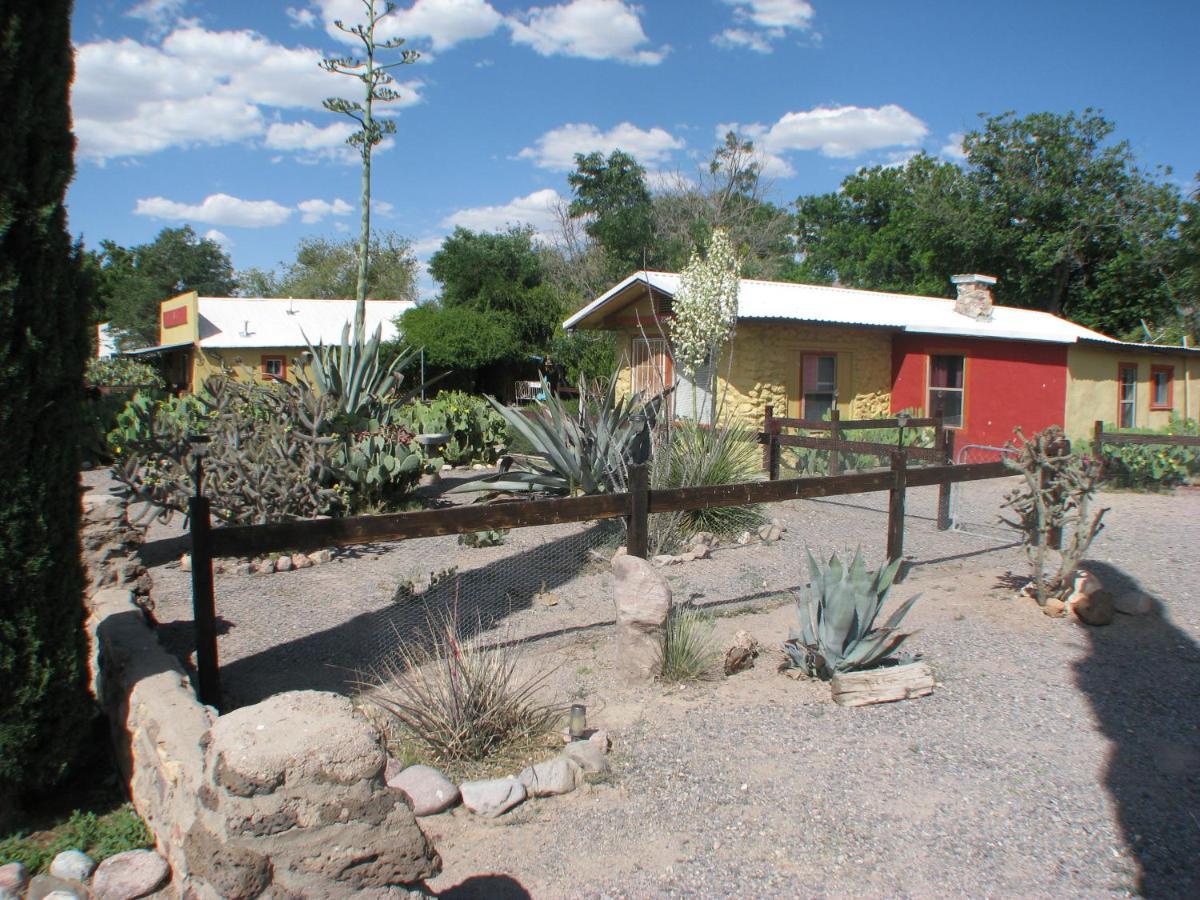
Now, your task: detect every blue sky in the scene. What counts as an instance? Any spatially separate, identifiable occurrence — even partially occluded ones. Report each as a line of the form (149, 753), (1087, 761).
(69, 0), (1200, 295)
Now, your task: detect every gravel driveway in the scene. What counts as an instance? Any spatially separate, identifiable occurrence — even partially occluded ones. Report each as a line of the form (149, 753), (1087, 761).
(115, 468), (1200, 897)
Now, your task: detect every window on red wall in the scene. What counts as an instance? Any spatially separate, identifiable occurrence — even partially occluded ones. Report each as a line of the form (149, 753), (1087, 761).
(928, 355), (964, 427)
(1150, 365), (1174, 410)
(261, 356), (286, 381)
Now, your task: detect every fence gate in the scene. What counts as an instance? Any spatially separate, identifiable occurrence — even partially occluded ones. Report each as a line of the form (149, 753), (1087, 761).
(948, 444), (1017, 538)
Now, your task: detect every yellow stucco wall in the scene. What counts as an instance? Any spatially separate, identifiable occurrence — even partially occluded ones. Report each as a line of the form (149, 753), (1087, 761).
(159, 292), (199, 345)
(1065, 345), (1200, 439)
(192, 347), (315, 388)
(614, 322), (892, 426)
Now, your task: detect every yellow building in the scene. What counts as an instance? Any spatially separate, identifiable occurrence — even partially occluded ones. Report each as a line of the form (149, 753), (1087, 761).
(122, 292), (412, 392)
(1065, 341), (1200, 438)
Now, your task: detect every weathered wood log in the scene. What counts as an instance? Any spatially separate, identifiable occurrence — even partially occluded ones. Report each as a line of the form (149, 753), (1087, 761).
(830, 660), (935, 707)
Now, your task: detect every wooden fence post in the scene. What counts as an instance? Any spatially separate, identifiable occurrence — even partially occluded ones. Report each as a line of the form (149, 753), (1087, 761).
(188, 455), (221, 708)
(887, 448), (907, 567)
(763, 404), (780, 481)
(829, 408), (841, 476)
(626, 463), (649, 559)
(1093, 419), (1104, 464)
(936, 427), (955, 531)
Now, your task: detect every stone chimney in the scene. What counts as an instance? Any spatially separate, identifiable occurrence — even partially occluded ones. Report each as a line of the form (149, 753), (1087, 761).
(951, 274), (996, 320)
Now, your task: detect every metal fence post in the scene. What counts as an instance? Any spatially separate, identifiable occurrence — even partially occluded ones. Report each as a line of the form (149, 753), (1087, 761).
(188, 447), (221, 707)
(936, 427), (954, 531)
(887, 448), (907, 565)
(626, 463), (649, 559)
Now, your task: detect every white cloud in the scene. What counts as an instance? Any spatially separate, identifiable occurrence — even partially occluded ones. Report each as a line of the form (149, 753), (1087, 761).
(411, 235), (447, 258)
(287, 6), (318, 28)
(135, 193), (295, 228)
(714, 0), (814, 53)
(941, 132), (967, 161)
(72, 25), (421, 162)
(318, 0), (502, 51)
(261, 119), (398, 164)
(204, 228), (233, 249)
(297, 198), (354, 223)
(518, 121), (684, 170)
(126, 0), (189, 37)
(727, 104), (929, 162)
(440, 188), (565, 237)
(508, 0), (667, 65)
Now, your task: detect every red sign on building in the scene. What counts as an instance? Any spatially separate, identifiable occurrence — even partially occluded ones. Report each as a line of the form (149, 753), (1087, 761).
(162, 306), (188, 329)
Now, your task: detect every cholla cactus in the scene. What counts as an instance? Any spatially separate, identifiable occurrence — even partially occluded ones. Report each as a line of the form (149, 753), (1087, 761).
(669, 228), (740, 388)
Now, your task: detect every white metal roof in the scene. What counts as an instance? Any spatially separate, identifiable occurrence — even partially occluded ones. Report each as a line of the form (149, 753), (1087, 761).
(196, 297), (412, 348)
(564, 271), (1123, 346)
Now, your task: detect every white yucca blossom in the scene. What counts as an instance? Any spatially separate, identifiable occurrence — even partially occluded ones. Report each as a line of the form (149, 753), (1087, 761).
(669, 228), (741, 381)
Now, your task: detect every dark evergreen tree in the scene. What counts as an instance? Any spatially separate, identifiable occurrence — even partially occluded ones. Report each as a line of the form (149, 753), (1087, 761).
(0, 0), (94, 808)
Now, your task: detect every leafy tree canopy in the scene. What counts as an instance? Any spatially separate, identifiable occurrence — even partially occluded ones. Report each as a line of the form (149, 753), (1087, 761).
(398, 304), (521, 370)
(793, 109), (1186, 337)
(90, 226), (236, 348)
(567, 150), (658, 277)
(239, 231), (418, 302)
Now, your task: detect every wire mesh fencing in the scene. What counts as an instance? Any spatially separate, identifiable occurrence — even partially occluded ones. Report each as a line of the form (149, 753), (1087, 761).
(948, 444), (1018, 538)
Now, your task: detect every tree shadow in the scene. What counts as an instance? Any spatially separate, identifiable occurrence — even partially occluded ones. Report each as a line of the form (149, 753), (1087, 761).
(212, 521), (623, 706)
(437, 873), (533, 899)
(1073, 560), (1200, 897)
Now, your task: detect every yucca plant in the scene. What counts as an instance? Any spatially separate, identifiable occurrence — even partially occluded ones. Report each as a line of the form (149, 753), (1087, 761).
(367, 614), (561, 764)
(302, 323), (418, 419)
(659, 606), (720, 682)
(451, 373), (651, 496)
(781, 550), (920, 680)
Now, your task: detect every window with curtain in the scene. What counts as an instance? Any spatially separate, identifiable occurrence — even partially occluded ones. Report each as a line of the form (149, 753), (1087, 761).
(1150, 365), (1173, 410)
(1118, 364), (1138, 427)
(928, 355), (965, 427)
(801, 354), (837, 421)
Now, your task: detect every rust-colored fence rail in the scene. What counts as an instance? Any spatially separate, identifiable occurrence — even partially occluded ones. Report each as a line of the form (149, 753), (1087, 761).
(188, 453), (1008, 706)
(1092, 419), (1200, 458)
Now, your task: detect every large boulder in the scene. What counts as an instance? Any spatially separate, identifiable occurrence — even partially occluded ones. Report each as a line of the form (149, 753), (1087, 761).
(189, 691), (440, 897)
(611, 550), (671, 682)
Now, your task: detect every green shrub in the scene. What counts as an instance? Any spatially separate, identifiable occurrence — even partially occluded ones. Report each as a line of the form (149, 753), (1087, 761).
(85, 357), (164, 389)
(659, 606), (720, 682)
(1099, 416), (1200, 488)
(399, 390), (507, 467)
(82, 359), (166, 464)
(0, 804), (153, 873)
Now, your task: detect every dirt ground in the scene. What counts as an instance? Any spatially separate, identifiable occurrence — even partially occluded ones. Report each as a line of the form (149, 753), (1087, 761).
(109, 470), (1200, 897)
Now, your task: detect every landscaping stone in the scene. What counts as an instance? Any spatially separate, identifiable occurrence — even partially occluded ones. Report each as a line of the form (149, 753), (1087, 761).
(274, 556), (293, 573)
(308, 548), (333, 564)
(291, 553), (313, 569)
(0, 864), (28, 898)
(27, 873), (88, 900)
(91, 850), (169, 900)
(737, 530), (752, 545)
(563, 740), (611, 775)
(179, 553), (191, 573)
(1074, 569), (1103, 597)
(1041, 597), (1066, 617)
(723, 629), (760, 675)
(460, 778), (526, 818)
(687, 543), (710, 560)
(232, 561), (255, 576)
(518, 757), (581, 797)
(388, 764), (460, 816)
(588, 729), (612, 753)
(757, 523), (784, 543)
(611, 551), (672, 682)
(49, 851), (95, 882)
(1072, 589), (1114, 626)
(651, 554), (678, 567)
(1114, 592), (1153, 615)
(254, 559), (275, 574)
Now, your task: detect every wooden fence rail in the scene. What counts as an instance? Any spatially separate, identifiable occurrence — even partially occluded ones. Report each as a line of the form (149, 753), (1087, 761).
(187, 452), (1013, 706)
(1092, 419), (1200, 458)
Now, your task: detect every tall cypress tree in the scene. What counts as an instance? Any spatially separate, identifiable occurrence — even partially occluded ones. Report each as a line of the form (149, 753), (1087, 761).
(0, 1), (93, 807)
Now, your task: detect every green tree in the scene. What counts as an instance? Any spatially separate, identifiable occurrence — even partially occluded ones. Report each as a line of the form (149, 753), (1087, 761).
(568, 150), (657, 277)
(793, 110), (1183, 336)
(0, 0), (94, 810)
(91, 226), (236, 348)
(320, 0), (419, 336)
(239, 231), (417, 300)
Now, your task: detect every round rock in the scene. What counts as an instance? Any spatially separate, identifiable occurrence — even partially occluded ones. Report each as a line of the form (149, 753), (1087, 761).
(49, 851), (95, 883)
(387, 764), (460, 815)
(90, 850), (169, 900)
(563, 740), (611, 775)
(0, 863), (28, 898)
(460, 778), (526, 818)
(517, 757), (581, 797)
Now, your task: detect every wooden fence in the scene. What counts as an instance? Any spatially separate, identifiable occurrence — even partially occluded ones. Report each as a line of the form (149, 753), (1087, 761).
(186, 452), (1009, 706)
(1092, 419), (1200, 458)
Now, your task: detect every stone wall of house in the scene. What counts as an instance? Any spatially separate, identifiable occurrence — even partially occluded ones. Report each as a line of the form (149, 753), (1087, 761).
(81, 485), (440, 898)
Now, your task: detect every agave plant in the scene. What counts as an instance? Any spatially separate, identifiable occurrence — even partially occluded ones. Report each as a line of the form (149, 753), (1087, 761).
(781, 550), (921, 680)
(302, 322), (418, 419)
(450, 374), (652, 496)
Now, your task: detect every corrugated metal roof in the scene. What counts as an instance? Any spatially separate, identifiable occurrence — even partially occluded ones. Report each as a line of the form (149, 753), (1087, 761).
(196, 297), (412, 348)
(563, 271), (1122, 346)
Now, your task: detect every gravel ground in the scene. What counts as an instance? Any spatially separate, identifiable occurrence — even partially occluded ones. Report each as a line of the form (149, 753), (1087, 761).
(97, 468), (1200, 897)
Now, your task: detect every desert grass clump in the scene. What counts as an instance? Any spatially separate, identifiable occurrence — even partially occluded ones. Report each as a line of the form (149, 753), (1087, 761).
(659, 606), (720, 682)
(368, 616), (560, 764)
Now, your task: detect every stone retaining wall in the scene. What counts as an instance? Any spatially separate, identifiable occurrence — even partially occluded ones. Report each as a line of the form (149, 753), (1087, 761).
(82, 486), (440, 897)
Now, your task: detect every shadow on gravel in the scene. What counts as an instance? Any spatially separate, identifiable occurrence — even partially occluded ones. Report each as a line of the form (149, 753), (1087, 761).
(214, 521), (622, 706)
(437, 874), (532, 899)
(1074, 560), (1200, 898)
